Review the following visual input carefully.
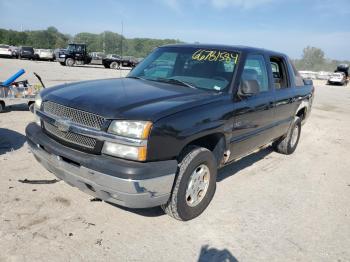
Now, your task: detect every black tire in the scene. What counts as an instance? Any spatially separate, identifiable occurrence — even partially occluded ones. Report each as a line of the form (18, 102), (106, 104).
(65, 58), (75, 67)
(103, 64), (110, 68)
(161, 146), (217, 221)
(0, 101), (5, 113)
(273, 116), (301, 155)
(110, 62), (118, 69)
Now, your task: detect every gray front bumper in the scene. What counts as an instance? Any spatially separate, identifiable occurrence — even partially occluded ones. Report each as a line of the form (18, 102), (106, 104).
(29, 141), (175, 208)
(27, 129), (177, 208)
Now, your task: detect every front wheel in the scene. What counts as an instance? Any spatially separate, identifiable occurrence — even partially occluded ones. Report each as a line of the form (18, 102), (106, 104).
(65, 58), (75, 67)
(110, 61), (119, 69)
(273, 116), (301, 155)
(161, 146), (217, 221)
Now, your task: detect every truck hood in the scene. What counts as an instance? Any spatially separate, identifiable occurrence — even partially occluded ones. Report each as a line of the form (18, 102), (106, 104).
(41, 78), (222, 121)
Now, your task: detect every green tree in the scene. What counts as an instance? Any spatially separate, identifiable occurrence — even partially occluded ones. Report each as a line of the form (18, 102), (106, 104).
(297, 46), (325, 71)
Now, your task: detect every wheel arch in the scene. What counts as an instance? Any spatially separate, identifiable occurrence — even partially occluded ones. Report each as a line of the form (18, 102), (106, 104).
(179, 132), (227, 166)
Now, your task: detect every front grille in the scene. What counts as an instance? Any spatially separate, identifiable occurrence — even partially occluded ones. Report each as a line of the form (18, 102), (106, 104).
(43, 101), (105, 130)
(44, 121), (97, 149)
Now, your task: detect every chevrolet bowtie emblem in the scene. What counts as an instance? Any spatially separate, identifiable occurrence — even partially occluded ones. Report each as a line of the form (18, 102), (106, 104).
(55, 119), (71, 132)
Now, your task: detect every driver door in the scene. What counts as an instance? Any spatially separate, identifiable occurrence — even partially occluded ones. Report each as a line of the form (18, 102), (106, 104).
(229, 54), (275, 160)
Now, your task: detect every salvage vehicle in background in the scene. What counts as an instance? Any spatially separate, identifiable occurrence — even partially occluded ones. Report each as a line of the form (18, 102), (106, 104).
(90, 52), (106, 65)
(57, 43), (92, 66)
(27, 44), (314, 221)
(327, 72), (347, 86)
(35, 49), (54, 61)
(121, 56), (138, 68)
(102, 55), (138, 69)
(102, 54), (122, 69)
(18, 46), (36, 60)
(0, 44), (14, 58)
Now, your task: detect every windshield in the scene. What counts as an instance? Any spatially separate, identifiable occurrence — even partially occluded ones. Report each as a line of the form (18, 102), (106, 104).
(67, 44), (82, 52)
(128, 47), (239, 92)
(22, 47), (33, 51)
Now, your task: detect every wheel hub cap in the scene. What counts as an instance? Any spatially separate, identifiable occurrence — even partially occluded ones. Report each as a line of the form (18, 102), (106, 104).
(185, 164), (210, 207)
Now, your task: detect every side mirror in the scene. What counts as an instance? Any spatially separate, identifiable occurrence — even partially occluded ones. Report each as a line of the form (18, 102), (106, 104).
(303, 79), (313, 85)
(240, 80), (260, 96)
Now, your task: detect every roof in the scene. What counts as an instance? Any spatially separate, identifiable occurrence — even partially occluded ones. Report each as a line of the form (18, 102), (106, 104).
(161, 43), (287, 57)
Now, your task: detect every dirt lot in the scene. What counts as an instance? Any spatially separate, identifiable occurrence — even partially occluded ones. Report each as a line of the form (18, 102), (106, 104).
(0, 58), (349, 262)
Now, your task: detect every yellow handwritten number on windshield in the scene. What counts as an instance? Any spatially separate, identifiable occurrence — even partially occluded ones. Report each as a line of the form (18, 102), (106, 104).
(192, 50), (239, 64)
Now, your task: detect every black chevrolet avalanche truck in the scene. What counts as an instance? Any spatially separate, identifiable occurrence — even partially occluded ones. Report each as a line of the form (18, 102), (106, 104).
(26, 44), (314, 221)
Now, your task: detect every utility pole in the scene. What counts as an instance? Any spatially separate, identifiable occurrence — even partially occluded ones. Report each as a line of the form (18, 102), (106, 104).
(120, 21), (123, 58)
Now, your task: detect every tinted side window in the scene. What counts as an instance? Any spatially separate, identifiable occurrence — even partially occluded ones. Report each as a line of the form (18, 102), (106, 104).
(242, 54), (269, 92)
(270, 57), (290, 89)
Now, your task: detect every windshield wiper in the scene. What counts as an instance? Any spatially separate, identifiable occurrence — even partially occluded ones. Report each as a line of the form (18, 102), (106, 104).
(156, 78), (197, 89)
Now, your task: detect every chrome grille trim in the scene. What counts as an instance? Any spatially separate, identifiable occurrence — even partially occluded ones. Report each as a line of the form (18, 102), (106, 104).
(44, 121), (96, 149)
(36, 109), (147, 147)
(43, 101), (105, 130)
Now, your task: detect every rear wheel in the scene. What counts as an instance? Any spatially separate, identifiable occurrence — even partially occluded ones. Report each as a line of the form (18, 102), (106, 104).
(161, 146), (217, 221)
(65, 58), (75, 67)
(273, 116), (301, 155)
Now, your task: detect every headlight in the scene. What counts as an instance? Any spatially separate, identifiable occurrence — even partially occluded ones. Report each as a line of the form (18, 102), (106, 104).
(34, 93), (42, 109)
(33, 94), (42, 125)
(59, 54), (66, 58)
(108, 120), (152, 139)
(102, 142), (147, 161)
(103, 120), (152, 161)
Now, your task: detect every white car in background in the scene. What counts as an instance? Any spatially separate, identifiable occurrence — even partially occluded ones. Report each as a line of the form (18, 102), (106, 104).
(34, 49), (54, 61)
(327, 72), (347, 86)
(0, 44), (13, 58)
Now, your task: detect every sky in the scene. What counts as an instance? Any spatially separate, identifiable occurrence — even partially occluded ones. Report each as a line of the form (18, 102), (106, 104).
(0, 0), (350, 60)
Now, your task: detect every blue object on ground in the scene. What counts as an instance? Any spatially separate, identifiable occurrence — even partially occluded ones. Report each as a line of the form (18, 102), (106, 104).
(2, 69), (25, 86)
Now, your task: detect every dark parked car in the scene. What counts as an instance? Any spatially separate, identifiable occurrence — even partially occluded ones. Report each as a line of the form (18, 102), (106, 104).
(26, 44), (314, 220)
(18, 46), (36, 60)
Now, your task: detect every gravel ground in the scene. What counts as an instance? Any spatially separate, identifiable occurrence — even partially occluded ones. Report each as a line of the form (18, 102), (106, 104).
(0, 58), (349, 262)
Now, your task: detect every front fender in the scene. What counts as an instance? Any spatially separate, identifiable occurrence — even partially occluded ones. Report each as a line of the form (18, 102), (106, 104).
(146, 97), (234, 161)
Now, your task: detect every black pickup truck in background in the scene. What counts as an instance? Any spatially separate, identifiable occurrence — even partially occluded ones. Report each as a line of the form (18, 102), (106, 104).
(57, 43), (92, 66)
(26, 44), (314, 221)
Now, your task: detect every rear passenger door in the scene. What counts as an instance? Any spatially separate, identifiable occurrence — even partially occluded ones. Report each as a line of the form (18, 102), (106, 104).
(269, 56), (297, 138)
(229, 54), (275, 160)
